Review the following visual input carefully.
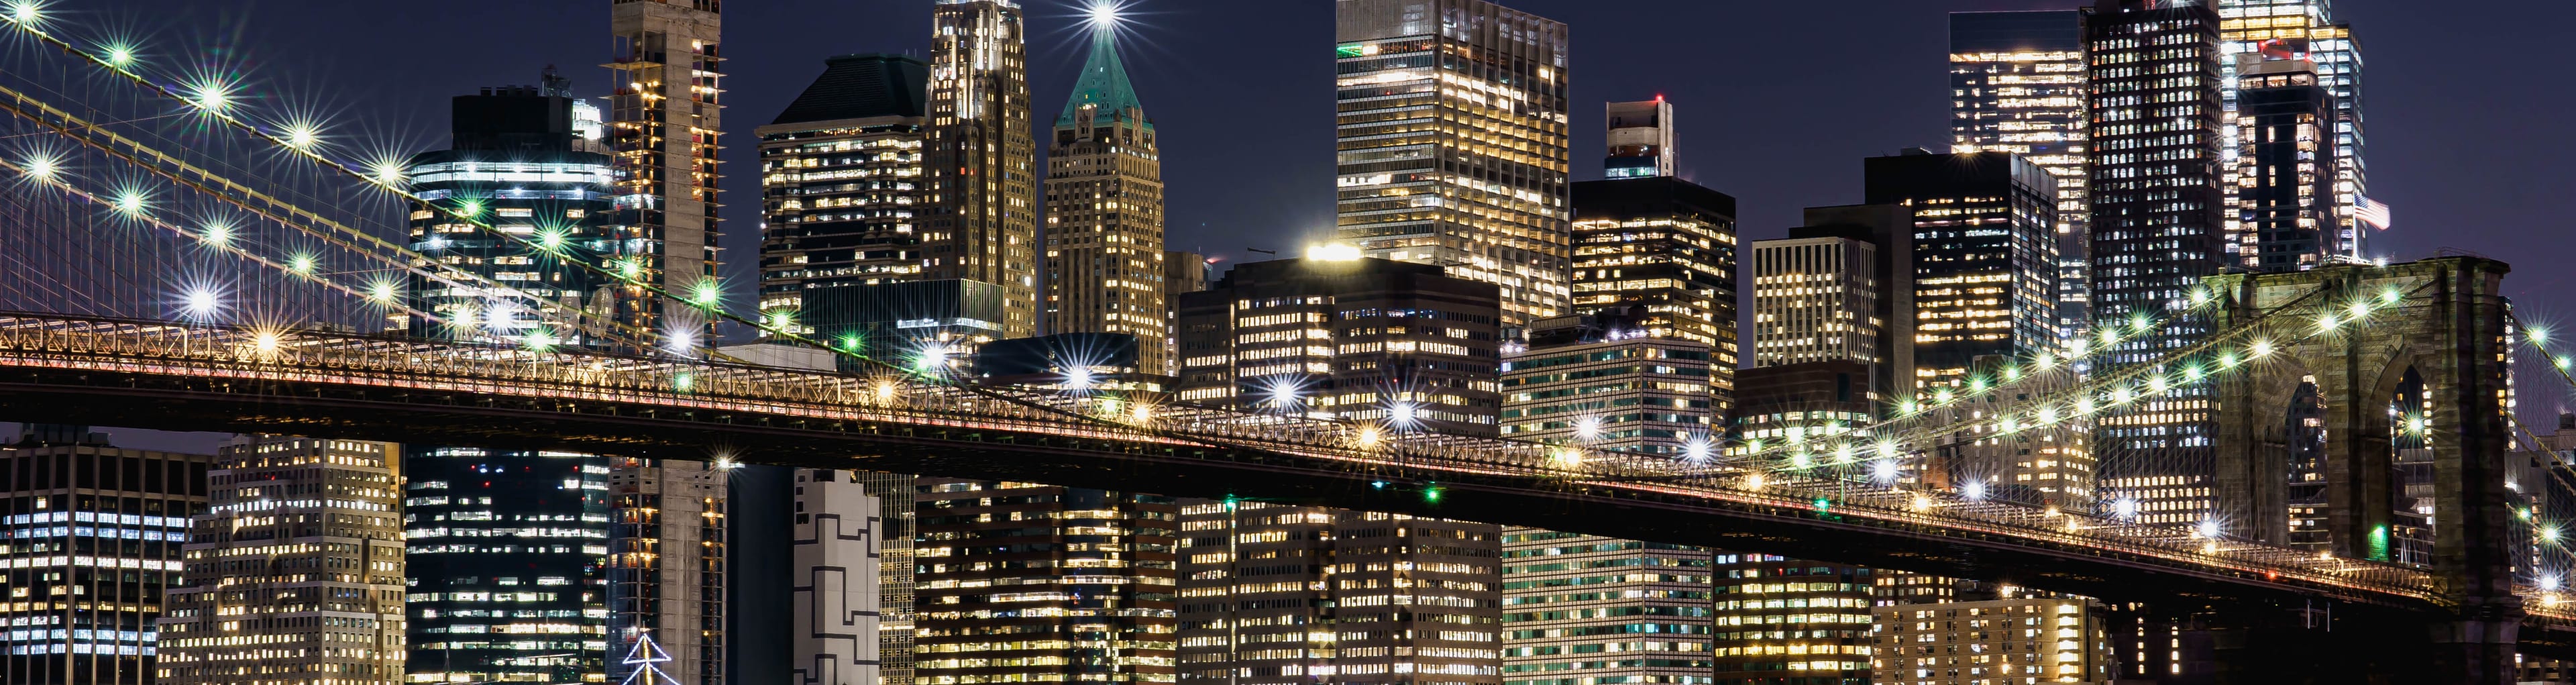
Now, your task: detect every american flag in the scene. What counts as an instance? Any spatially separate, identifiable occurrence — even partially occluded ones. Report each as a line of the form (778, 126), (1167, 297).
(2357, 197), (2394, 231)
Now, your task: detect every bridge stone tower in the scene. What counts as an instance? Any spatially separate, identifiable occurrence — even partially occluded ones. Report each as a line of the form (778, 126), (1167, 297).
(2210, 257), (2521, 682)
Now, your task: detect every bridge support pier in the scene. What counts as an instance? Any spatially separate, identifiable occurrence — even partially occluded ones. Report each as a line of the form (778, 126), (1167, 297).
(2200, 611), (2516, 685)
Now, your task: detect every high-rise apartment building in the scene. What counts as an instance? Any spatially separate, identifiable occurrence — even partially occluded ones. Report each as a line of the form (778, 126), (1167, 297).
(791, 469), (881, 685)
(1870, 597), (2112, 685)
(1604, 99), (1674, 178)
(0, 425), (211, 685)
(1570, 176), (1739, 413)
(404, 447), (609, 684)
(912, 481), (1175, 685)
(1500, 311), (1718, 453)
(2233, 56), (2341, 272)
(403, 73), (616, 347)
(608, 0), (724, 338)
(1334, 0), (1572, 327)
(928, 0), (1040, 339)
(2087, 0), (2225, 520)
(757, 54), (932, 338)
(1174, 256), (1503, 437)
(1864, 150), (2059, 393)
(2218, 0), (2367, 264)
(1950, 11), (2091, 335)
(158, 436), (405, 685)
(1045, 19), (1169, 374)
(1175, 503), (1502, 685)
(1729, 361), (1879, 459)
(1710, 554), (1875, 685)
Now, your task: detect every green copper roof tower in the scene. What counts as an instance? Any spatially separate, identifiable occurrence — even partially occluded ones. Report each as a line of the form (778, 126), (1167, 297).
(1043, 7), (1170, 375)
(1056, 15), (1150, 129)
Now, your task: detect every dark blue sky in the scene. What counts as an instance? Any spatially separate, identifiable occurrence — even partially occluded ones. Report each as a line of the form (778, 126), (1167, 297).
(29, 0), (2576, 450)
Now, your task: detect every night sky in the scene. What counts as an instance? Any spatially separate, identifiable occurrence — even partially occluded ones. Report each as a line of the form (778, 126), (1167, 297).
(24, 0), (2576, 450)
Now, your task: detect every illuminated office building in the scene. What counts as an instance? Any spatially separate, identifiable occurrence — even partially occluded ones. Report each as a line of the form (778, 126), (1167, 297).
(1497, 315), (1715, 685)
(1728, 362), (1877, 460)
(1334, 0), (1572, 327)
(1570, 175), (1739, 414)
(1870, 597), (2111, 684)
(604, 458), (728, 685)
(1045, 19), (1170, 374)
(1173, 256), (1503, 437)
(1710, 554), (1874, 685)
(402, 73), (618, 348)
(1604, 99), (1674, 179)
(1748, 205), (1913, 399)
(1175, 503), (1502, 685)
(0, 425), (211, 685)
(608, 0), (724, 338)
(2219, 0), (2367, 264)
(2233, 56), (2341, 272)
(912, 481), (1175, 685)
(2086, 0), (2225, 519)
(1863, 150), (2059, 394)
(401, 76), (618, 685)
(757, 54), (932, 337)
(158, 435), (405, 685)
(928, 0), (1040, 339)
(1499, 311), (1717, 452)
(403, 447), (609, 684)
(1949, 10), (2090, 335)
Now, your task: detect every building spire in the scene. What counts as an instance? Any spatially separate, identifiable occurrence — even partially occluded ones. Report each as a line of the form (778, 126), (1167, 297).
(1057, 17), (1147, 128)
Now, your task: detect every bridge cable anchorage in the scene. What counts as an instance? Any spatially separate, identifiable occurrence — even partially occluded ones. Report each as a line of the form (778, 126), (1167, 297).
(0, 83), (690, 356)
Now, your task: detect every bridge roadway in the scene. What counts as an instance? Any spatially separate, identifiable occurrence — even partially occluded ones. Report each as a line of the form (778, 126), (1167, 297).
(2, 312), (2571, 652)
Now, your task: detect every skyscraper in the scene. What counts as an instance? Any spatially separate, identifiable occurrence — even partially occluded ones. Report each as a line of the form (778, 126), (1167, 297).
(1334, 0), (1572, 327)
(1870, 597), (2113, 684)
(605, 458), (728, 685)
(912, 481), (1175, 685)
(929, 0), (1040, 339)
(757, 54), (932, 339)
(400, 78), (616, 685)
(1603, 99), (1674, 178)
(2232, 56), (2341, 272)
(0, 425), (211, 685)
(1045, 17), (1169, 374)
(158, 436), (405, 685)
(403, 447), (609, 684)
(2086, 0), (2226, 519)
(2218, 0), (2367, 264)
(1497, 314), (1715, 685)
(402, 73), (616, 347)
(1748, 205), (1915, 399)
(1570, 175), (1739, 414)
(1175, 503), (1503, 685)
(1174, 256), (1503, 437)
(608, 0), (724, 339)
(1863, 149), (2059, 393)
(1948, 10), (2090, 335)
(1710, 554), (1875, 685)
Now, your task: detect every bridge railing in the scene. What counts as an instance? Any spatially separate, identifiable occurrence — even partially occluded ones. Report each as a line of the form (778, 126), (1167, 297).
(0, 313), (2502, 608)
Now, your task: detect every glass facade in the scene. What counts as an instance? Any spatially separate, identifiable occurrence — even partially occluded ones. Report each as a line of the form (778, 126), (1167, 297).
(1334, 0), (1572, 327)
(0, 428), (211, 685)
(158, 436), (405, 685)
(1499, 317), (1717, 453)
(1501, 532), (1711, 685)
(1710, 554), (1873, 685)
(1173, 257), (1503, 437)
(2232, 58), (2341, 272)
(928, 0), (1040, 339)
(2218, 0), (2367, 264)
(1863, 150), (2059, 394)
(1748, 238), (1882, 369)
(1948, 10), (2091, 337)
(403, 78), (619, 350)
(402, 447), (608, 684)
(1869, 598), (2111, 684)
